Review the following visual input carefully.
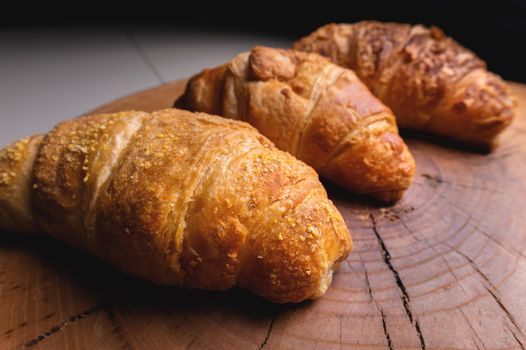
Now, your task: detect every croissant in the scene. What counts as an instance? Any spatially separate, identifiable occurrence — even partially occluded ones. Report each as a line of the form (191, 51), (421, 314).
(176, 46), (415, 202)
(0, 109), (352, 303)
(293, 21), (516, 149)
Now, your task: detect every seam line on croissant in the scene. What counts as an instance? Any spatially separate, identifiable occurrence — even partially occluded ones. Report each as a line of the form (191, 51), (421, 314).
(169, 141), (262, 285)
(160, 127), (260, 283)
(158, 126), (228, 283)
(27, 135), (46, 232)
(223, 53), (250, 121)
(84, 114), (147, 252)
(321, 111), (394, 171)
(370, 26), (413, 99)
(291, 67), (344, 156)
(235, 183), (321, 289)
(191, 142), (263, 286)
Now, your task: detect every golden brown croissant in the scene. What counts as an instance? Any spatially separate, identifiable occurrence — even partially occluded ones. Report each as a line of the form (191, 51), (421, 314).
(176, 46), (415, 202)
(293, 21), (516, 149)
(0, 109), (351, 303)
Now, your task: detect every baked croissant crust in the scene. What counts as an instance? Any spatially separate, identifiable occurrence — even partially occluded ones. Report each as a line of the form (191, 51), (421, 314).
(176, 46), (415, 202)
(0, 109), (351, 303)
(293, 21), (516, 149)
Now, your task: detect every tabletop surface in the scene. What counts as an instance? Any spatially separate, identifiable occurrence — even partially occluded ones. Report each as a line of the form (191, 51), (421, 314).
(0, 27), (288, 146)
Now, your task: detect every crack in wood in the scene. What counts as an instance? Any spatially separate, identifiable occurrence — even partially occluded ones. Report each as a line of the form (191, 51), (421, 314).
(21, 305), (101, 349)
(365, 270), (393, 350)
(471, 335), (482, 350)
(258, 314), (276, 350)
(421, 173), (444, 184)
(420, 174), (518, 195)
(369, 214), (426, 350)
(472, 224), (526, 260)
(364, 269), (373, 300)
(452, 247), (526, 347)
(380, 309), (394, 350)
(398, 219), (489, 350)
(506, 323), (526, 350)
(461, 309), (486, 350)
(485, 286), (526, 346)
(102, 302), (134, 350)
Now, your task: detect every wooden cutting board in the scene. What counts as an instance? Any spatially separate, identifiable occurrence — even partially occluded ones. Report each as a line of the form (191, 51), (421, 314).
(1, 80), (526, 350)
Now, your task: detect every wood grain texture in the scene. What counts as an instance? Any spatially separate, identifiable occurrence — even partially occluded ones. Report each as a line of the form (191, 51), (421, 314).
(1, 80), (526, 350)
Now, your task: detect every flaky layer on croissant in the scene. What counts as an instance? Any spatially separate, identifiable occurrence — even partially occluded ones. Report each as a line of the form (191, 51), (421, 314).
(0, 109), (352, 303)
(177, 46), (415, 202)
(293, 21), (516, 149)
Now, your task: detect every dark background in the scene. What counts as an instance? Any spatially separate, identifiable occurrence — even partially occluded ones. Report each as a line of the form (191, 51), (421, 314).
(3, 0), (526, 82)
